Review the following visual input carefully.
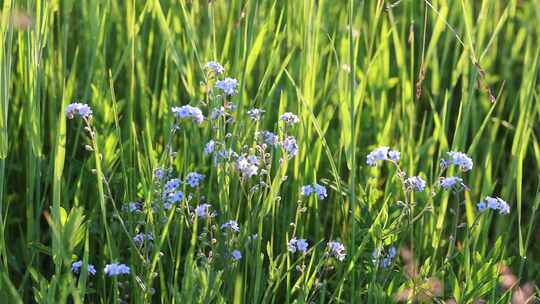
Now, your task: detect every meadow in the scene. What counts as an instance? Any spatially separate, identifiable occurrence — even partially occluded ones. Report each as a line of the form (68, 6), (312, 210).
(0, 0), (539, 303)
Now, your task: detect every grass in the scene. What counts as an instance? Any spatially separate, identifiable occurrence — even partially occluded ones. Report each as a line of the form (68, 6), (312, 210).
(1, 0), (539, 302)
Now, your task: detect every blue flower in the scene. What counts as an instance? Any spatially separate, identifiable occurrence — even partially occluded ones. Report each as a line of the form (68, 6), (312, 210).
(205, 61), (225, 75)
(258, 131), (279, 147)
(194, 204), (211, 218)
(439, 176), (463, 190)
(301, 183), (327, 199)
(372, 245), (396, 268)
(479, 196), (510, 215)
(388, 246), (397, 258)
(283, 136), (298, 157)
(231, 250), (242, 261)
(210, 106), (226, 120)
(381, 257), (392, 268)
(366, 147), (400, 166)
(388, 150), (400, 162)
(301, 185), (313, 197)
(71, 260), (96, 276)
(154, 168), (165, 181)
(405, 176), (426, 192)
(164, 178), (181, 193)
(65, 103), (93, 119)
(477, 201), (487, 212)
(288, 238), (309, 254)
(312, 183), (327, 199)
(214, 149), (238, 166)
(123, 201), (142, 213)
(279, 112), (300, 126)
(171, 105), (204, 124)
(133, 233), (153, 246)
(221, 220), (240, 232)
(215, 78), (238, 96)
(247, 108), (265, 121)
(185, 172), (205, 188)
(445, 151), (473, 171)
(166, 191), (184, 203)
(204, 140), (216, 155)
(104, 263), (130, 277)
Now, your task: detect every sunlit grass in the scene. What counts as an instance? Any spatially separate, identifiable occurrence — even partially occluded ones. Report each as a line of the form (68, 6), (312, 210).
(0, 0), (539, 303)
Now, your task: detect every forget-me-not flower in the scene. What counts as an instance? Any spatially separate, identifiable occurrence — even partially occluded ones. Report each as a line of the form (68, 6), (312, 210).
(104, 263), (130, 277)
(478, 196), (510, 215)
(280, 112), (300, 126)
(71, 260), (97, 276)
(221, 220), (240, 232)
(283, 136), (298, 157)
(205, 61), (225, 75)
(185, 172), (205, 188)
(327, 241), (346, 261)
(231, 250), (242, 261)
(215, 78), (238, 96)
(172, 105), (204, 124)
(405, 176), (426, 192)
(247, 108), (265, 121)
(366, 147), (400, 166)
(65, 103), (93, 119)
(442, 151), (473, 171)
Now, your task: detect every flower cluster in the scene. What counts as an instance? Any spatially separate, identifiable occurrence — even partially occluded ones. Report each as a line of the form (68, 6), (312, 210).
(72, 260), (131, 277)
(280, 112), (300, 126)
(221, 220), (240, 232)
(154, 168), (166, 181)
(104, 263), (131, 277)
(231, 249), (242, 261)
(288, 238), (309, 254)
(204, 140), (216, 155)
(63, 62), (335, 286)
(185, 172), (205, 188)
(164, 178), (181, 192)
(215, 78), (238, 96)
(301, 183), (328, 199)
(236, 155), (259, 178)
(163, 178), (183, 209)
(258, 131), (279, 147)
(71, 260), (97, 276)
(172, 105), (205, 124)
(477, 196), (510, 215)
(123, 201), (142, 213)
(283, 136), (298, 157)
(441, 151), (473, 171)
(133, 232), (153, 246)
(205, 61), (225, 75)
(247, 108), (265, 121)
(366, 147), (400, 166)
(327, 241), (346, 261)
(405, 176), (426, 192)
(194, 203), (212, 218)
(372, 246), (397, 268)
(439, 176), (464, 191)
(65, 103), (93, 119)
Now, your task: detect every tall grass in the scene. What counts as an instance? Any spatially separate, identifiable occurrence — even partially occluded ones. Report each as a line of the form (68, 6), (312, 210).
(0, 0), (539, 302)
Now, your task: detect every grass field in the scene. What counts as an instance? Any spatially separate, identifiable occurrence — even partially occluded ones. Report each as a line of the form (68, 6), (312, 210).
(1, 0), (539, 303)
